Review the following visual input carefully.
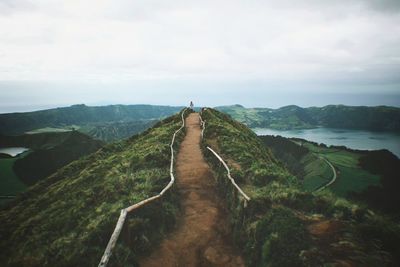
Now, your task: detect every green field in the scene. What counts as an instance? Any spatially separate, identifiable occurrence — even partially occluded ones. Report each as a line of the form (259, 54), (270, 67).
(0, 111), (187, 267)
(300, 142), (380, 197)
(301, 153), (332, 191)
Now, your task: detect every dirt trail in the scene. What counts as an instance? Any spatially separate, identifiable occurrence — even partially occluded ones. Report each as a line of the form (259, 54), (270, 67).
(140, 113), (245, 267)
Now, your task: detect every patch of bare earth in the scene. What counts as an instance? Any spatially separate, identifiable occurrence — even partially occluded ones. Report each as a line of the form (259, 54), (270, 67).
(139, 113), (245, 267)
(305, 219), (358, 267)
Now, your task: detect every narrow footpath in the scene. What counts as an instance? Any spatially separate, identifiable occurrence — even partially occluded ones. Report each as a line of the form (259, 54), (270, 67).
(314, 156), (337, 193)
(140, 113), (245, 267)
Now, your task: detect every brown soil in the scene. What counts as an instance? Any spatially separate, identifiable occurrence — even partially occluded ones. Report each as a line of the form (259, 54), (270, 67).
(308, 220), (342, 237)
(139, 113), (245, 267)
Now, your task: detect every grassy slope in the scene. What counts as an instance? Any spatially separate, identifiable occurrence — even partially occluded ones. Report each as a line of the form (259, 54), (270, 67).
(79, 120), (158, 142)
(260, 135), (380, 195)
(301, 153), (332, 191)
(0, 110), (187, 267)
(302, 142), (380, 197)
(201, 108), (400, 267)
(13, 131), (105, 186)
(0, 151), (31, 206)
(0, 156), (27, 195)
(0, 132), (104, 195)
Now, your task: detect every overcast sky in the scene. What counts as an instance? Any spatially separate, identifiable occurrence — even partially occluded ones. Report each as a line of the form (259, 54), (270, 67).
(0, 0), (399, 113)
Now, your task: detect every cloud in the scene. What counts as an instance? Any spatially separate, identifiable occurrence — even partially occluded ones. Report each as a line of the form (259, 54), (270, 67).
(0, 0), (399, 98)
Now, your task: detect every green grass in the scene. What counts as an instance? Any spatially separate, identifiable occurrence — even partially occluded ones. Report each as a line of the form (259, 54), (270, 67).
(329, 166), (380, 197)
(300, 141), (380, 197)
(0, 110), (188, 267)
(323, 150), (360, 167)
(301, 153), (332, 191)
(201, 108), (400, 267)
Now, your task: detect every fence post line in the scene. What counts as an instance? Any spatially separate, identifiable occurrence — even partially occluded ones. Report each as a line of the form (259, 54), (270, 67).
(98, 209), (127, 267)
(98, 108), (187, 267)
(206, 146), (250, 201)
(199, 109), (250, 202)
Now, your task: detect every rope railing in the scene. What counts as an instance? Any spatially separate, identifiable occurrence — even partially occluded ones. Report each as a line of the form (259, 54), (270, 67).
(199, 111), (250, 202)
(199, 110), (205, 139)
(98, 108), (187, 267)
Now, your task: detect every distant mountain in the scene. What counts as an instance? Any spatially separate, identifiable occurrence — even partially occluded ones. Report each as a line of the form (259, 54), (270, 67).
(217, 104), (400, 131)
(0, 131), (104, 186)
(0, 104), (183, 141)
(79, 120), (158, 142)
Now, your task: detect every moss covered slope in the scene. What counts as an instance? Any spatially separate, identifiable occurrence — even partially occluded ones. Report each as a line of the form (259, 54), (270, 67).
(201, 108), (400, 267)
(0, 110), (187, 267)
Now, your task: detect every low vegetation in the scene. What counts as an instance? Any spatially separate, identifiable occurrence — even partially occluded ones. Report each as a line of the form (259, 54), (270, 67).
(260, 136), (382, 197)
(0, 110), (187, 267)
(201, 108), (400, 266)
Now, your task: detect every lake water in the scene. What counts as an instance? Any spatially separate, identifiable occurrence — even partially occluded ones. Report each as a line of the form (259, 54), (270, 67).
(0, 147), (29, 157)
(253, 127), (400, 158)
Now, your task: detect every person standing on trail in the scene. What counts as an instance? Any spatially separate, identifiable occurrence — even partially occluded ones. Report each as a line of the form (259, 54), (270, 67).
(190, 101), (194, 109)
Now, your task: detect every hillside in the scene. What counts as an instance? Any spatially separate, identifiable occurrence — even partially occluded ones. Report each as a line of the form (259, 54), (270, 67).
(0, 104), (182, 141)
(79, 120), (158, 142)
(0, 110), (187, 266)
(0, 132), (104, 188)
(201, 108), (400, 266)
(258, 135), (400, 215)
(217, 104), (400, 131)
(2, 109), (399, 267)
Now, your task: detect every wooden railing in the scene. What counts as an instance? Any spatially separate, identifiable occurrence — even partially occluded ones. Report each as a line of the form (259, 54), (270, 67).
(98, 108), (187, 267)
(199, 111), (205, 139)
(206, 147), (251, 202)
(199, 110), (250, 202)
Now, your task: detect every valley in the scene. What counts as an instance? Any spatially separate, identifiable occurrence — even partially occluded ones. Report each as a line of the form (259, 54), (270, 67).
(3, 1), (399, 266)
(1, 106), (399, 267)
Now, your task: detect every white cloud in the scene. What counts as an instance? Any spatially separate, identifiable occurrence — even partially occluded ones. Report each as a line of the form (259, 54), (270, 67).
(0, 0), (399, 92)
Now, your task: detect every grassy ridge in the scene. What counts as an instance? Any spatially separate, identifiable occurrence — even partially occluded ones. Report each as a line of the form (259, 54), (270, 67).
(201, 108), (400, 267)
(0, 110), (187, 267)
